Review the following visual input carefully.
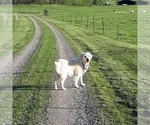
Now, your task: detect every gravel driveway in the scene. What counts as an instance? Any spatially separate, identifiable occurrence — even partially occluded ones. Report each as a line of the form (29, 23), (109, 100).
(13, 16), (41, 75)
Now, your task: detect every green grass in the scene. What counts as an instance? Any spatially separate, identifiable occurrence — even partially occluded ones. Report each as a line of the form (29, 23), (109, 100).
(0, 6), (12, 56)
(13, 5), (137, 124)
(13, 15), (35, 56)
(0, 14), (12, 56)
(13, 5), (137, 44)
(40, 16), (137, 124)
(13, 17), (56, 124)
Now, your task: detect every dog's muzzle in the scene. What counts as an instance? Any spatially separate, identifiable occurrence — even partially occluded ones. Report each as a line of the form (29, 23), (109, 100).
(84, 56), (89, 62)
(86, 58), (89, 62)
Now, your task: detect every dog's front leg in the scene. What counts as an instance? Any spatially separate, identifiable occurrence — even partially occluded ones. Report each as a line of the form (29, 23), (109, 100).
(80, 74), (85, 86)
(74, 75), (80, 88)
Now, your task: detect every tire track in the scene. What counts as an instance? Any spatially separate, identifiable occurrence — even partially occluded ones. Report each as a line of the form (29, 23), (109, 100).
(13, 16), (41, 75)
(1, 15), (41, 125)
(35, 16), (93, 125)
(12, 16), (42, 124)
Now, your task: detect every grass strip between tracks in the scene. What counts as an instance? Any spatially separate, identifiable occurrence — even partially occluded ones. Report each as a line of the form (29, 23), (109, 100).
(13, 17), (56, 124)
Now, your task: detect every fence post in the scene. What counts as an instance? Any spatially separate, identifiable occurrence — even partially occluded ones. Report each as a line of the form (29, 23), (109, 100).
(81, 16), (82, 27)
(71, 16), (72, 24)
(117, 19), (120, 39)
(75, 16), (77, 26)
(102, 17), (104, 34)
(15, 13), (18, 21)
(3, 13), (6, 20)
(58, 13), (60, 20)
(62, 14), (64, 21)
(86, 16), (89, 29)
(93, 16), (95, 32)
(44, 9), (48, 16)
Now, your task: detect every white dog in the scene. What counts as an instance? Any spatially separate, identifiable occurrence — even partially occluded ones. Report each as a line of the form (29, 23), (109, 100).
(54, 52), (93, 90)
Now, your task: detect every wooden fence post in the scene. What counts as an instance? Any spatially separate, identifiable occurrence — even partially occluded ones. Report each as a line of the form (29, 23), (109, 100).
(44, 9), (48, 16)
(15, 13), (18, 21)
(62, 14), (64, 21)
(75, 16), (77, 26)
(3, 13), (6, 20)
(86, 16), (89, 29)
(71, 16), (72, 24)
(93, 16), (95, 32)
(102, 17), (104, 34)
(117, 19), (120, 39)
(81, 16), (82, 27)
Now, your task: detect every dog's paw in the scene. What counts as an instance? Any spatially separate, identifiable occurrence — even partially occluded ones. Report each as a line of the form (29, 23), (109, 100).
(55, 85), (58, 90)
(62, 87), (66, 90)
(81, 83), (85, 86)
(75, 85), (79, 88)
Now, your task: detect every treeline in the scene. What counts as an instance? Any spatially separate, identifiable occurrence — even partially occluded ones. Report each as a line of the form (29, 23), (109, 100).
(12, 0), (106, 5)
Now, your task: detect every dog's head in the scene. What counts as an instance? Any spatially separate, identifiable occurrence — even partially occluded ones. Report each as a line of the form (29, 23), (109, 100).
(80, 52), (93, 69)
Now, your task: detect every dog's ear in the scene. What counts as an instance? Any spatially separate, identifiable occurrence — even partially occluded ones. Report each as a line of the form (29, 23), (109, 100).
(90, 53), (93, 58)
(81, 52), (85, 55)
(80, 52), (85, 60)
(80, 52), (84, 57)
(86, 52), (93, 58)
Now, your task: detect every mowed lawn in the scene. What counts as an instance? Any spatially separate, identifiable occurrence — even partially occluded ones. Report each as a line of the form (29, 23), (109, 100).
(13, 5), (137, 124)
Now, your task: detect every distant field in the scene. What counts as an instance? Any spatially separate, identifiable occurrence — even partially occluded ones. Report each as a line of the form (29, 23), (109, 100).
(13, 5), (137, 44)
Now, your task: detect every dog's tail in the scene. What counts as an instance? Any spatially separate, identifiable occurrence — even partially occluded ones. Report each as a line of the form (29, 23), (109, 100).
(54, 61), (61, 74)
(54, 60), (68, 75)
(54, 61), (60, 66)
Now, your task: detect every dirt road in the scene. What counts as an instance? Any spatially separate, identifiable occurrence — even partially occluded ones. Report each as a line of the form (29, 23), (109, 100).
(35, 16), (98, 125)
(13, 16), (41, 75)
(0, 16), (41, 125)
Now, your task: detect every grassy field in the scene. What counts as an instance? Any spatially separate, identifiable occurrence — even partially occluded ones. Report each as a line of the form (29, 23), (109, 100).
(41, 17), (137, 124)
(13, 16), (56, 124)
(13, 5), (137, 44)
(13, 15), (35, 56)
(13, 5), (137, 125)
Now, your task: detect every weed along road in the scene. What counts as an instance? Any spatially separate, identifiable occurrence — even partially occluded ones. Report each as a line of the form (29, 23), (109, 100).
(35, 16), (100, 125)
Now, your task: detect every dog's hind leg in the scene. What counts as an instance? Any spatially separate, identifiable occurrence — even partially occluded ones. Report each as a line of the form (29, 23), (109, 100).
(55, 74), (61, 90)
(55, 81), (58, 90)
